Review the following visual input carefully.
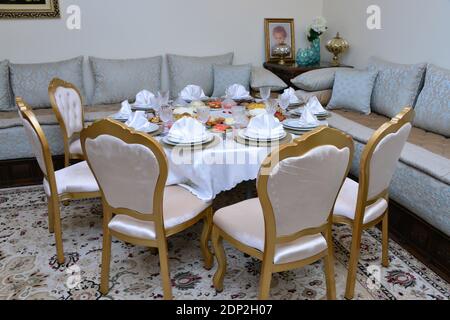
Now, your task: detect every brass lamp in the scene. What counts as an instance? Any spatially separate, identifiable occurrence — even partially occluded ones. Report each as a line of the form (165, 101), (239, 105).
(326, 32), (349, 66)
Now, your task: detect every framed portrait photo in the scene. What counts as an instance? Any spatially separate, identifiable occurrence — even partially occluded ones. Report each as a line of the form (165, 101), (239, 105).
(0, 0), (60, 19)
(264, 18), (296, 63)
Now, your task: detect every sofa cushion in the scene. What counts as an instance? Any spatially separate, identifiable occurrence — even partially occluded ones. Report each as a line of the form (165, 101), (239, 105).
(9, 57), (84, 109)
(328, 69), (378, 115)
(414, 64), (450, 137)
(368, 57), (426, 118)
(291, 67), (352, 91)
(212, 64), (251, 97)
(251, 67), (287, 92)
(295, 89), (332, 106)
(167, 53), (233, 98)
(0, 60), (13, 111)
(90, 56), (162, 105)
(328, 110), (450, 185)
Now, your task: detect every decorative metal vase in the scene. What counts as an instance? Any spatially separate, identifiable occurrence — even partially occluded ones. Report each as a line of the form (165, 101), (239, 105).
(325, 32), (349, 66)
(272, 43), (291, 65)
(296, 38), (321, 66)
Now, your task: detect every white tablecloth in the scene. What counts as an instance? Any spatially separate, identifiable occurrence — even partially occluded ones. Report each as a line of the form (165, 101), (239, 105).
(163, 132), (274, 201)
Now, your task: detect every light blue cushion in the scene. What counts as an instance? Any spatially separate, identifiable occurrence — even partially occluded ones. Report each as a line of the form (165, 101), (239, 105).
(328, 69), (378, 114)
(368, 57), (426, 117)
(9, 57), (84, 109)
(414, 64), (450, 137)
(0, 60), (13, 111)
(291, 67), (352, 91)
(90, 56), (162, 105)
(251, 67), (287, 91)
(212, 64), (251, 97)
(167, 53), (234, 98)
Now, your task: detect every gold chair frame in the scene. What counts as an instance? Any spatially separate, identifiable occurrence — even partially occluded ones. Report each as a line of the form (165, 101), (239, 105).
(212, 127), (354, 300)
(333, 107), (415, 300)
(81, 118), (214, 300)
(48, 78), (85, 167)
(16, 97), (100, 264)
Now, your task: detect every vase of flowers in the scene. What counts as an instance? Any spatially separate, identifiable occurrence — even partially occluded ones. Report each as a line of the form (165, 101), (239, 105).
(296, 16), (328, 66)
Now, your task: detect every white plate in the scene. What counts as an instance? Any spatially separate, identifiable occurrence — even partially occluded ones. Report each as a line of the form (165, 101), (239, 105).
(239, 130), (287, 142)
(163, 134), (214, 146)
(282, 119), (319, 130)
(167, 134), (210, 144)
(138, 123), (160, 133)
(292, 108), (328, 117)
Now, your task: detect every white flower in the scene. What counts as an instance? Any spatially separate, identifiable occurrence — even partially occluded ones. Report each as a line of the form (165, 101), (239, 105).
(310, 16), (328, 34)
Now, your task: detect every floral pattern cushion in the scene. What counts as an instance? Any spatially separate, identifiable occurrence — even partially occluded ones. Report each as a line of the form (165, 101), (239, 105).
(327, 69), (378, 115)
(368, 57), (426, 118)
(167, 53), (233, 98)
(212, 64), (251, 97)
(9, 57), (84, 109)
(0, 60), (12, 111)
(90, 56), (162, 105)
(414, 64), (450, 137)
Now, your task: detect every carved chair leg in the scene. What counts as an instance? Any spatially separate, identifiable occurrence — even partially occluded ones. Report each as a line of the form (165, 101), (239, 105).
(324, 226), (336, 300)
(258, 260), (273, 300)
(52, 196), (65, 264)
(212, 226), (227, 292)
(47, 197), (55, 234)
(158, 239), (173, 300)
(100, 224), (112, 295)
(345, 224), (363, 300)
(381, 211), (389, 268)
(200, 207), (214, 270)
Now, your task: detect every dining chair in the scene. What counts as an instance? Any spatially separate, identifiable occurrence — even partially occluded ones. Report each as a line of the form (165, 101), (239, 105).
(212, 127), (354, 300)
(332, 107), (415, 300)
(80, 118), (214, 300)
(16, 97), (100, 264)
(49, 78), (85, 167)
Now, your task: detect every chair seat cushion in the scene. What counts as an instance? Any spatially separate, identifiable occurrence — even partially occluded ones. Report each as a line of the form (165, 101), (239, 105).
(69, 139), (82, 155)
(108, 186), (211, 240)
(43, 161), (99, 196)
(333, 178), (388, 224)
(213, 198), (328, 265)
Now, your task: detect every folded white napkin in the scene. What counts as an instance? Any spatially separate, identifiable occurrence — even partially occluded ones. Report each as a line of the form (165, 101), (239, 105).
(281, 88), (301, 104)
(134, 90), (156, 109)
(225, 84), (251, 100)
(245, 113), (284, 139)
(111, 100), (132, 120)
(168, 117), (208, 143)
(125, 111), (152, 131)
(179, 85), (207, 101)
(299, 106), (320, 127)
(305, 96), (327, 114)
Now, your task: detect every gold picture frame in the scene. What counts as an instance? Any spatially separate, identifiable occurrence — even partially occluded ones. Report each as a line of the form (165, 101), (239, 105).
(264, 18), (296, 64)
(0, 0), (60, 19)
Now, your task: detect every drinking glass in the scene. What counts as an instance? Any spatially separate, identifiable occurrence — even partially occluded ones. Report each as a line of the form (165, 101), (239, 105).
(157, 91), (170, 106)
(159, 105), (173, 134)
(152, 95), (162, 115)
(196, 106), (211, 125)
(260, 87), (271, 101)
(265, 99), (278, 116)
(231, 105), (248, 129)
(278, 94), (290, 111)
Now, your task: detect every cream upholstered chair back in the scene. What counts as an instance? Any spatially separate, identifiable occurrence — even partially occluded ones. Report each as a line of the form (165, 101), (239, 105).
(361, 107), (415, 201)
(16, 97), (57, 186)
(81, 119), (168, 216)
(49, 78), (84, 140)
(258, 127), (354, 239)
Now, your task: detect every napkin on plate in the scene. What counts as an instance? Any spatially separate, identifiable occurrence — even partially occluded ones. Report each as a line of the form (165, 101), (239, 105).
(125, 111), (153, 131)
(110, 100), (132, 120)
(225, 84), (251, 100)
(168, 117), (209, 143)
(305, 96), (327, 115)
(298, 105), (320, 127)
(134, 90), (156, 109)
(245, 113), (285, 139)
(179, 85), (207, 101)
(281, 88), (301, 104)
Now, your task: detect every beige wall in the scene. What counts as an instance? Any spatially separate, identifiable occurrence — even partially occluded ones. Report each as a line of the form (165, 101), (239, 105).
(322, 0), (450, 69)
(0, 0), (323, 95)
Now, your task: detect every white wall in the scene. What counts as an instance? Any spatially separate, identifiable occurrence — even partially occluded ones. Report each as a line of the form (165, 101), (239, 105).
(322, 0), (450, 69)
(0, 0), (323, 96)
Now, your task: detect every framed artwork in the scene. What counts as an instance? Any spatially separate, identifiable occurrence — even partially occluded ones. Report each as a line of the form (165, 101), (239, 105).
(264, 18), (296, 63)
(0, 0), (60, 19)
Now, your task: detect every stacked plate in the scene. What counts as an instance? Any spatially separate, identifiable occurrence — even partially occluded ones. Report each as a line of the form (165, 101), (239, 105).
(282, 119), (319, 133)
(163, 132), (214, 147)
(238, 129), (287, 142)
(292, 107), (329, 119)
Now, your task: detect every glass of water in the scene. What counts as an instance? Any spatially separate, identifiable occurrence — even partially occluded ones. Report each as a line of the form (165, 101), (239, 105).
(265, 99), (278, 116)
(260, 87), (271, 101)
(159, 105), (173, 134)
(196, 106), (211, 125)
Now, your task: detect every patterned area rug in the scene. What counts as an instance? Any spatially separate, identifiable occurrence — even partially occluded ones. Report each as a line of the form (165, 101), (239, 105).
(0, 185), (448, 300)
